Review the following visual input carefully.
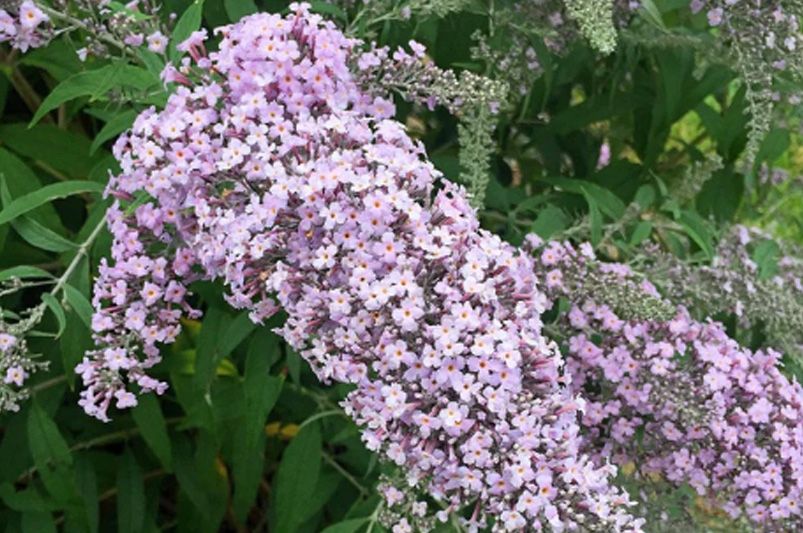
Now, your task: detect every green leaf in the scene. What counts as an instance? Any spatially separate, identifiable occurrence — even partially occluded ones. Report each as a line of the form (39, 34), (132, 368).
(90, 109), (138, 154)
(0, 173), (75, 253)
(0, 123), (107, 178)
(27, 403), (75, 503)
(587, 195), (602, 246)
(541, 176), (626, 219)
(752, 239), (780, 280)
(320, 518), (369, 533)
(0, 180), (104, 226)
(170, 1), (206, 61)
(19, 41), (85, 81)
(274, 423), (322, 533)
(0, 265), (54, 282)
(11, 217), (77, 253)
(0, 483), (52, 512)
(117, 450), (145, 533)
(41, 293), (66, 338)
(0, 149), (63, 230)
(194, 306), (226, 389)
(309, 1), (348, 20)
(74, 454), (99, 533)
(639, 0), (667, 31)
(677, 210), (715, 259)
(22, 511), (56, 533)
(633, 184), (656, 209)
(63, 284), (94, 329)
(629, 221), (653, 246)
(530, 205), (570, 238)
(132, 394), (173, 471)
(107, 1), (152, 21)
(232, 332), (283, 520)
(753, 128), (789, 170)
(217, 311), (256, 358)
(30, 64), (157, 126)
(224, 0), (258, 20)
(60, 310), (92, 387)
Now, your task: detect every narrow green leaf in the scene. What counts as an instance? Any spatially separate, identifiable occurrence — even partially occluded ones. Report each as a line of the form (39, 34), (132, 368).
(217, 311), (256, 358)
(320, 517), (369, 533)
(74, 454), (99, 533)
(138, 48), (166, 79)
(131, 394), (173, 471)
(274, 423), (322, 533)
(0, 265), (54, 282)
(639, 0), (667, 30)
(0, 123), (107, 178)
(0, 180), (104, 226)
(678, 210), (715, 259)
(41, 293), (66, 338)
(587, 194), (603, 246)
(752, 239), (780, 280)
(12, 217), (77, 252)
(0, 483), (51, 512)
(170, 1), (206, 61)
(194, 306), (226, 388)
(530, 205), (570, 238)
(30, 64), (157, 126)
(90, 109), (138, 154)
(541, 176), (626, 219)
(753, 128), (789, 169)
(22, 511), (57, 533)
(232, 332), (283, 520)
(224, 0), (257, 20)
(117, 450), (145, 533)
(60, 310), (91, 387)
(309, 1), (348, 20)
(0, 174), (75, 252)
(63, 285), (94, 330)
(629, 221), (653, 246)
(27, 403), (75, 503)
(0, 149), (63, 230)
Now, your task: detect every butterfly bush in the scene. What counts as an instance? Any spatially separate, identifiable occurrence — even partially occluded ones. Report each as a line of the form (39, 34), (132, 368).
(636, 225), (803, 360)
(691, 0), (803, 159)
(532, 240), (803, 529)
(0, 0), (51, 51)
(81, 3), (641, 530)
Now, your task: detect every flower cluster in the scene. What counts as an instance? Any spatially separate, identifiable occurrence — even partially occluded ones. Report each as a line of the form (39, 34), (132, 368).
(636, 225), (803, 361)
(0, 0), (51, 52)
(0, 301), (49, 413)
(691, 0), (803, 160)
(50, 0), (172, 61)
(533, 240), (803, 529)
(83, 4), (642, 530)
(357, 41), (507, 206)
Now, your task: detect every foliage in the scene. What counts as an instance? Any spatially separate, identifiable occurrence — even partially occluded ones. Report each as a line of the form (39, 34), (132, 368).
(0, 0), (800, 531)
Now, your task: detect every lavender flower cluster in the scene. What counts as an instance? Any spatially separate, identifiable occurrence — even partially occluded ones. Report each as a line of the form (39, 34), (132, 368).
(0, 0), (50, 52)
(0, 301), (49, 413)
(637, 225), (803, 361)
(533, 240), (803, 529)
(82, 4), (641, 530)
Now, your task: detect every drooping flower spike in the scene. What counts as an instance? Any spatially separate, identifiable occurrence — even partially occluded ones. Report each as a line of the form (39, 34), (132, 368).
(532, 239), (803, 530)
(83, 3), (640, 531)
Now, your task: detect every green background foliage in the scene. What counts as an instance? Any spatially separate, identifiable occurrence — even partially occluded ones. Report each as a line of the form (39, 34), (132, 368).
(0, 0), (800, 531)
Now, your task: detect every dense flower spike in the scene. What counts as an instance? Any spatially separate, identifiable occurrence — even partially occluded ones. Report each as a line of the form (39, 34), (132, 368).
(0, 301), (49, 413)
(0, 0), (51, 52)
(84, 4), (640, 530)
(691, 0), (803, 160)
(637, 225), (803, 361)
(533, 241), (803, 529)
